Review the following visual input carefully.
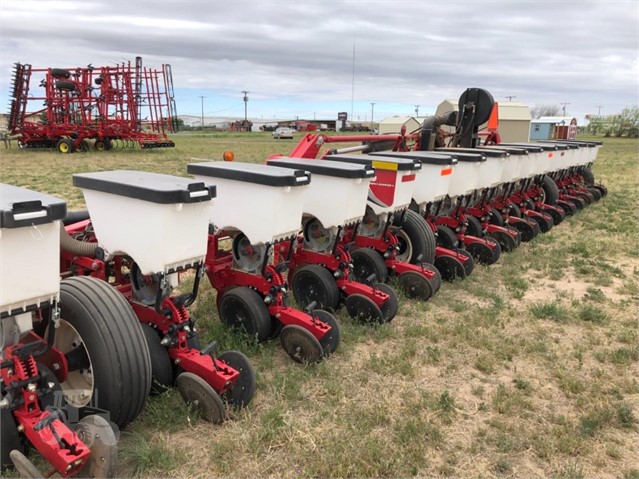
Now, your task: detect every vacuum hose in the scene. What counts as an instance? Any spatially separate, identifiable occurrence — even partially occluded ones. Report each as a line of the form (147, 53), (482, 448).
(60, 225), (99, 258)
(419, 111), (457, 150)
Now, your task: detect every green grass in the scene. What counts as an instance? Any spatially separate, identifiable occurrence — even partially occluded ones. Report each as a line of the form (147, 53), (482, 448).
(1, 135), (637, 478)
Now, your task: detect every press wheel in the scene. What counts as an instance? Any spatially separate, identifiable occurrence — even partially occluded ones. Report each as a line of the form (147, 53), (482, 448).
(344, 294), (385, 324)
(312, 310), (341, 357)
(218, 351), (256, 408)
(398, 270), (433, 301)
(419, 263), (442, 293)
(279, 325), (324, 363)
(375, 283), (399, 321)
(176, 372), (225, 423)
(72, 415), (118, 478)
(8, 451), (42, 478)
(435, 256), (466, 281)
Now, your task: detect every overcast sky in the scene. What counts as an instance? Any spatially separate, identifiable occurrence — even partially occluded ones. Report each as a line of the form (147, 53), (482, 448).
(1, 0), (637, 123)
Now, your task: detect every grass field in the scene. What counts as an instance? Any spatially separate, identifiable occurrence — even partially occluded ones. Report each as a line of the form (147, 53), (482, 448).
(1, 134), (638, 478)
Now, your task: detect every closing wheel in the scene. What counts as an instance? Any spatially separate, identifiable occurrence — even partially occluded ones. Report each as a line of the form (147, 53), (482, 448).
(558, 200), (577, 216)
(56, 138), (74, 154)
(375, 283), (399, 321)
(392, 209), (436, 264)
(436, 225), (458, 249)
(576, 191), (593, 206)
(465, 215), (484, 237)
(457, 250), (475, 277)
(350, 247), (388, 284)
(569, 196), (586, 211)
(488, 207), (506, 226)
(345, 294), (385, 324)
(312, 310), (341, 357)
(529, 213), (553, 233)
(72, 415), (118, 478)
(544, 207), (565, 226)
(8, 451), (42, 478)
(420, 262), (442, 293)
(592, 184), (607, 197)
(140, 324), (174, 394)
(398, 270), (433, 301)
(509, 218), (537, 242)
(509, 203), (522, 218)
(434, 255), (466, 281)
(218, 287), (271, 342)
(488, 230), (518, 253)
(218, 351), (256, 408)
(176, 372), (225, 423)
(465, 240), (500, 265)
(279, 325), (324, 363)
(1, 409), (22, 470)
(55, 276), (152, 429)
(291, 264), (340, 312)
(587, 187), (602, 201)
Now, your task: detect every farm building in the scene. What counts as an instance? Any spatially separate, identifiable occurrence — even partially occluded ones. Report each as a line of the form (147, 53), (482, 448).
(435, 100), (532, 142)
(530, 116), (578, 140)
(378, 116), (421, 134)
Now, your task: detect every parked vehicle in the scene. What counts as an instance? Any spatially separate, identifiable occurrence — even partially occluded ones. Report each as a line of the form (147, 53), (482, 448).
(272, 127), (294, 139)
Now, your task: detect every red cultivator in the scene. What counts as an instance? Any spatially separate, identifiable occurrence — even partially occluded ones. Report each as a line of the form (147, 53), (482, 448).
(8, 57), (177, 152)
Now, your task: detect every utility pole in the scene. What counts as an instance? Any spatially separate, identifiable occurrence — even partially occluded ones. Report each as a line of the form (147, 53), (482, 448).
(596, 105), (604, 116)
(505, 96), (516, 101)
(199, 96), (205, 130)
(242, 91), (249, 124)
(370, 102), (375, 128)
(560, 101), (570, 116)
(414, 105), (420, 117)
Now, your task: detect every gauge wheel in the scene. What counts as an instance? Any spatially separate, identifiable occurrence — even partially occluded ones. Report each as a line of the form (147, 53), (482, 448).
(139, 324), (174, 394)
(279, 325), (324, 363)
(465, 215), (484, 238)
(218, 287), (271, 342)
(55, 276), (152, 429)
(291, 264), (340, 312)
(312, 310), (341, 357)
(218, 350), (256, 408)
(176, 372), (225, 423)
(350, 247), (388, 284)
(436, 225), (458, 249)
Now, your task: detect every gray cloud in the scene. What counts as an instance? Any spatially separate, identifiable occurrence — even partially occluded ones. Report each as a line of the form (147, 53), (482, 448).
(1, 0), (636, 119)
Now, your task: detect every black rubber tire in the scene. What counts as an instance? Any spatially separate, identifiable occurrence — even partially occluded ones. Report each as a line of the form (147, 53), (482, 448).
(488, 230), (518, 253)
(140, 324), (174, 394)
(576, 191), (593, 206)
(291, 264), (340, 312)
(528, 213), (554, 233)
(510, 218), (537, 242)
(465, 215), (484, 238)
(57, 138), (74, 154)
(434, 255), (467, 281)
(218, 287), (271, 342)
(543, 206), (565, 226)
(1, 408), (22, 470)
(488, 207), (505, 227)
(436, 225), (458, 249)
(420, 262), (442, 293)
(350, 247), (388, 284)
(398, 271), (433, 301)
(541, 176), (560, 205)
(375, 283), (399, 321)
(558, 200), (577, 216)
(58, 276), (152, 429)
(314, 310), (341, 357)
(51, 68), (71, 79)
(580, 168), (595, 186)
(392, 209), (436, 264)
(587, 187), (602, 201)
(79, 139), (90, 152)
(457, 249), (475, 277)
(509, 203), (522, 218)
(55, 80), (76, 91)
(466, 240), (500, 265)
(218, 351), (256, 408)
(569, 196), (586, 211)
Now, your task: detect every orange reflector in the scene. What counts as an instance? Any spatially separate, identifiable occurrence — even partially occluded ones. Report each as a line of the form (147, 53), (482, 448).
(401, 174), (415, 182)
(223, 150), (234, 162)
(440, 167), (453, 176)
(548, 153), (553, 158)
(487, 102), (499, 131)
(372, 160), (398, 171)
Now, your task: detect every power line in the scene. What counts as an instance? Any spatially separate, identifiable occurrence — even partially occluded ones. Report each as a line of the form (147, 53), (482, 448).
(199, 96), (205, 129)
(596, 105), (604, 115)
(414, 105), (420, 117)
(505, 96), (516, 101)
(560, 101), (571, 116)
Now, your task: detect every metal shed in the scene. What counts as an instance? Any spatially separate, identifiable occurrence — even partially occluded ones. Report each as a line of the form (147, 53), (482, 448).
(530, 116), (578, 140)
(435, 99), (532, 142)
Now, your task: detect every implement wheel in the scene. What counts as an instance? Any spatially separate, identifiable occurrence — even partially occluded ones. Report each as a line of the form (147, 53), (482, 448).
(392, 209), (436, 264)
(56, 138), (74, 154)
(280, 325), (324, 363)
(218, 351), (256, 408)
(313, 310), (341, 357)
(291, 264), (340, 312)
(350, 247), (388, 284)
(55, 276), (152, 429)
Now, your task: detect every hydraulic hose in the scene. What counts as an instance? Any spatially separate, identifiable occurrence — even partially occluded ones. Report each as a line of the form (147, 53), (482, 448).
(60, 224), (98, 258)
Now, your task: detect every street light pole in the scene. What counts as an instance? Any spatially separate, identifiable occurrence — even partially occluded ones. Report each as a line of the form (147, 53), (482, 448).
(199, 96), (205, 131)
(242, 90), (250, 124)
(414, 105), (420, 117)
(560, 101), (570, 116)
(370, 102), (375, 128)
